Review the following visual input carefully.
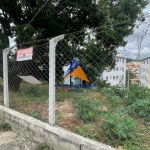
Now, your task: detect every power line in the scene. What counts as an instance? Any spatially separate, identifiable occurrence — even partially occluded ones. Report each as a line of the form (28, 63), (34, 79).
(16, 0), (50, 37)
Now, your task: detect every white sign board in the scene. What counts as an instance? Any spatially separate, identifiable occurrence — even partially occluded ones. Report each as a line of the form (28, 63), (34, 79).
(16, 47), (33, 61)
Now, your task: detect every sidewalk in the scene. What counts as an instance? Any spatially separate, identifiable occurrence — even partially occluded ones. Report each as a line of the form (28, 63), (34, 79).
(0, 130), (37, 150)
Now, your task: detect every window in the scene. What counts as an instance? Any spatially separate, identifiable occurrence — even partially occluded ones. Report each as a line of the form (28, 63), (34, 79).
(116, 67), (118, 71)
(110, 76), (112, 79)
(113, 76), (115, 80)
(122, 75), (124, 79)
(116, 76), (118, 79)
(120, 67), (121, 70)
(122, 67), (124, 71)
(123, 59), (124, 63)
(113, 68), (115, 71)
(106, 76), (108, 81)
(117, 59), (119, 62)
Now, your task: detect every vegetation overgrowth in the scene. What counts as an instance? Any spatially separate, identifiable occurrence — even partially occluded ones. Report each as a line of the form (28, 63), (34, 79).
(0, 83), (150, 150)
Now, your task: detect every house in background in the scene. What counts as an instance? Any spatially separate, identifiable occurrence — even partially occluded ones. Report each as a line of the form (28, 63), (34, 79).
(126, 62), (140, 76)
(139, 57), (150, 88)
(100, 56), (126, 87)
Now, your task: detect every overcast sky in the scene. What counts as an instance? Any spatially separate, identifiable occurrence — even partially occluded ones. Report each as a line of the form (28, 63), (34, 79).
(118, 3), (150, 60)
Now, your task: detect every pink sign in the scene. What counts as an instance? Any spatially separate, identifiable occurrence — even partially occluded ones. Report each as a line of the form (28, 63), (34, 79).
(16, 47), (33, 61)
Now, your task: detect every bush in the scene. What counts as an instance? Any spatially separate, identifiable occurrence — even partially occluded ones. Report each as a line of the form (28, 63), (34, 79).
(101, 113), (137, 145)
(0, 123), (12, 131)
(74, 98), (100, 123)
(129, 99), (150, 122)
(126, 85), (150, 105)
(95, 79), (110, 89)
(36, 143), (52, 150)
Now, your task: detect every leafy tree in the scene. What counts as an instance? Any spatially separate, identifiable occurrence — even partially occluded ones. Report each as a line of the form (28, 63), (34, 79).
(0, 28), (9, 77)
(0, 0), (148, 89)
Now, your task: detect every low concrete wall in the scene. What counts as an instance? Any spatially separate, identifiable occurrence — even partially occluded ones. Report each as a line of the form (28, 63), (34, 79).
(0, 105), (116, 150)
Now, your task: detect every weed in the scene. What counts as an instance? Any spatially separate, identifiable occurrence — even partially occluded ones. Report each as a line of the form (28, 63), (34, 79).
(31, 110), (41, 120)
(101, 112), (137, 145)
(74, 98), (100, 123)
(75, 124), (97, 140)
(128, 99), (150, 122)
(0, 123), (12, 131)
(36, 143), (52, 150)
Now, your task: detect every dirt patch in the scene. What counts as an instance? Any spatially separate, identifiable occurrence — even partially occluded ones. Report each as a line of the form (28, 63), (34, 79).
(86, 92), (101, 99)
(56, 98), (81, 131)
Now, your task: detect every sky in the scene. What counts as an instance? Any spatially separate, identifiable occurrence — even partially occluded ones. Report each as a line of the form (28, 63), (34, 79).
(118, 3), (150, 60)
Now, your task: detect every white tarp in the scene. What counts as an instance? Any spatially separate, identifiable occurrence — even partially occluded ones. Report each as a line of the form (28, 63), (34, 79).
(18, 75), (42, 84)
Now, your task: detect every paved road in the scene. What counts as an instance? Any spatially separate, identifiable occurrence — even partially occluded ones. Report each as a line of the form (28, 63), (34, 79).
(0, 130), (38, 150)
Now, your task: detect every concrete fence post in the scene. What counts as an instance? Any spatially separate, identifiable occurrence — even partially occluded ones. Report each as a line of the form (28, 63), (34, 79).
(49, 35), (64, 125)
(3, 46), (15, 108)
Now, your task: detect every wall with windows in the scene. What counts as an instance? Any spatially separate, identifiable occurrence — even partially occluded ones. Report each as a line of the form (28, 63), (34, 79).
(139, 58), (150, 87)
(101, 56), (126, 87)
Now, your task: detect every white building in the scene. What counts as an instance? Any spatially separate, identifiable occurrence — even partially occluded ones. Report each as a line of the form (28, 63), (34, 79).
(101, 56), (126, 86)
(139, 57), (150, 88)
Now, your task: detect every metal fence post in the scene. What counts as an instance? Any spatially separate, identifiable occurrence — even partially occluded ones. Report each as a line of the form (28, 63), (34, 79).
(3, 46), (15, 108)
(49, 35), (64, 125)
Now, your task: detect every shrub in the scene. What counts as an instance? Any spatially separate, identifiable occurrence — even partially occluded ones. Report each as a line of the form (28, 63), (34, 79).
(129, 99), (150, 122)
(74, 98), (100, 123)
(126, 85), (150, 105)
(36, 143), (52, 150)
(0, 123), (12, 131)
(95, 79), (110, 89)
(101, 113), (137, 145)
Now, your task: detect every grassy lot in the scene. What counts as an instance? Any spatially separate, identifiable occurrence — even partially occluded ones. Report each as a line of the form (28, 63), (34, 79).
(0, 83), (150, 150)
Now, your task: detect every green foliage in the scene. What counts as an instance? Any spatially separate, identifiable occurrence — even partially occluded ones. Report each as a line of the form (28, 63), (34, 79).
(36, 143), (52, 150)
(94, 79), (110, 89)
(0, 123), (12, 131)
(23, 86), (41, 97)
(31, 110), (41, 120)
(74, 98), (100, 123)
(0, 29), (9, 53)
(123, 140), (147, 150)
(102, 87), (121, 107)
(129, 99), (150, 122)
(75, 124), (97, 140)
(125, 85), (150, 105)
(101, 113), (137, 145)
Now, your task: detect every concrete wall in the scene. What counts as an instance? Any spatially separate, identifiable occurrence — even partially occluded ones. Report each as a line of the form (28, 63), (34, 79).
(0, 105), (116, 150)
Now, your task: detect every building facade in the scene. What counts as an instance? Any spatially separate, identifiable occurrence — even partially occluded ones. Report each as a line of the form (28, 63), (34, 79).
(101, 56), (126, 86)
(139, 57), (150, 88)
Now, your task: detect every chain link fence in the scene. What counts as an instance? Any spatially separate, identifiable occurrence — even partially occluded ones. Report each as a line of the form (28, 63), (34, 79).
(1, 22), (150, 148)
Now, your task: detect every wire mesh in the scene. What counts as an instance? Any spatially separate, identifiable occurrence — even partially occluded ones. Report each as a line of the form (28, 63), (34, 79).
(2, 21), (150, 148)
